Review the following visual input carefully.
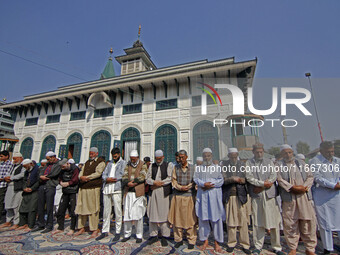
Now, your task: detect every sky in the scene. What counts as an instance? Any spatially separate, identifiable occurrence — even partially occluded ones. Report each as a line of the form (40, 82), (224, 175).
(1, 0), (339, 151)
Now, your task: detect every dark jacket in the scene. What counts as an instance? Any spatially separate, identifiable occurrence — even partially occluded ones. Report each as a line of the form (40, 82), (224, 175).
(221, 160), (248, 205)
(59, 164), (79, 194)
(12, 164), (25, 192)
(80, 157), (105, 189)
(23, 165), (40, 192)
(149, 161), (172, 197)
(40, 161), (62, 189)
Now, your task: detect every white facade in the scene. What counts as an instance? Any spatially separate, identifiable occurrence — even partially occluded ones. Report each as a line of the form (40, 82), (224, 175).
(1, 43), (256, 164)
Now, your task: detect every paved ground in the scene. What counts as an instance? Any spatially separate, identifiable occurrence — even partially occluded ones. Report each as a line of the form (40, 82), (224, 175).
(0, 217), (337, 255)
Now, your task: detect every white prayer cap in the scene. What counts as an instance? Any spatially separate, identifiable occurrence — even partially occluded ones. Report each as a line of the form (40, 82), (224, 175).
(22, 159), (32, 165)
(130, 150), (139, 157)
(41, 159), (48, 163)
(296, 154), (305, 160)
(196, 157), (203, 162)
(203, 148), (212, 153)
(46, 151), (56, 157)
(228, 148), (238, 154)
(280, 144), (293, 152)
(13, 152), (23, 158)
(89, 147), (98, 153)
(155, 150), (164, 157)
(68, 158), (75, 164)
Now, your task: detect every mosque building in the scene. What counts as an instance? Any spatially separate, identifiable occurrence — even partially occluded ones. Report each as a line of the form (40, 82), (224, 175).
(0, 38), (257, 163)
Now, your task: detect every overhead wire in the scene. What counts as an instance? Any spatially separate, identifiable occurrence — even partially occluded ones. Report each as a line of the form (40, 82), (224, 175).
(0, 40), (99, 78)
(0, 48), (87, 81)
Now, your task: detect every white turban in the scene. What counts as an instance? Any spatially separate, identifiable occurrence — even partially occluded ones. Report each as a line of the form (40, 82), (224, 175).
(22, 159), (32, 165)
(130, 150), (139, 157)
(13, 152), (23, 158)
(90, 147), (98, 153)
(46, 151), (56, 157)
(196, 157), (203, 162)
(280, 144), (293, 152)
(68, 159), (75, 164)
(228, 148), (238, 154)
(41, 159), (48, 163)
(296, 154), (305, 160)
(203, 148), (212, 153)
(155, 150), (164, 157)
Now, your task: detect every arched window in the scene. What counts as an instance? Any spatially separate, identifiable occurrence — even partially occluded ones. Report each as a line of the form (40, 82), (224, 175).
(67, 132), (82, 163)
(20, 137), (34, 159)
(40, 135), (56, 161)
(90, 130), (111, 161)
(121, 127), (140, 160)
(193, 121), (219, 161)
(155, 124), (177, 163)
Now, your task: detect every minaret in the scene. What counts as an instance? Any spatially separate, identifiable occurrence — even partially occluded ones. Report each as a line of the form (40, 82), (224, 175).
(100, 48), (116, 79)
(115, 25), (156, 75)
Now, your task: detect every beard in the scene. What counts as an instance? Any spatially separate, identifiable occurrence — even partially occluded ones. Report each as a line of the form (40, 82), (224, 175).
(283, 157), (294, 163)
(203, 159), (213, 166)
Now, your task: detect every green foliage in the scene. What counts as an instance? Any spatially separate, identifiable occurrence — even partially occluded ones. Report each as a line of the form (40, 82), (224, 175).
(296, 141), (310, 155)
(267, 147), (280, 157)
(334, 140), (340, 158)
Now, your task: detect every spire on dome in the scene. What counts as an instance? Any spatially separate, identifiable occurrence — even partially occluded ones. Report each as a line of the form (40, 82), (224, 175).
(100, 48), (116, 79)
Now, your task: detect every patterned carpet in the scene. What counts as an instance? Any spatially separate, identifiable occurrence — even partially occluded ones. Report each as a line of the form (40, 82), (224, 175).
(0, 217), (335, 255)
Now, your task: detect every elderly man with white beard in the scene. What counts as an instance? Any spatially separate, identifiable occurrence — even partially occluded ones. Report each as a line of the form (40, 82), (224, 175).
(194, 148), (225, 253)
(17, 159), (40, 230)
(146, 150), (172, 247)
(277, 144), (317, 255)
(0, 153), (25, 230)
(245, 143), (284, 255)
(221, 148), (251, 254)
(121, 150), (147, 243)
(75, 147), (106, 238)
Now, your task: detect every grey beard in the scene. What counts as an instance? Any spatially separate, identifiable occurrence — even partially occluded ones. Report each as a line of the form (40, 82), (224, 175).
(283, 157), (294, 164)
(230, 161), (237, 166)
(203, 160), (213, 166)
(131, 160), (139, 168)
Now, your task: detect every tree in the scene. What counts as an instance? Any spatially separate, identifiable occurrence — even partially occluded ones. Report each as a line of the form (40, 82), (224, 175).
(334, 140), (340, 158)
(296, 141), (310, 155)
(267, 147), (280, 157)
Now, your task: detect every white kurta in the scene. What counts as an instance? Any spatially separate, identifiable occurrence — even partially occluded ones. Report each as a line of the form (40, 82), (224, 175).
(54, 184), (63, 206)
(124, 192), (146, 221)
(103, 163), (117, 195)
(4, 182), (22, 209)
(310, 154), (340, 231)
(4, 164), (25, 209)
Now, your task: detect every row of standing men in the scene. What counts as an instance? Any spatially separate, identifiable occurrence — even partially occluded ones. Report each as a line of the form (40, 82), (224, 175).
(0, 141), (339, 254)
